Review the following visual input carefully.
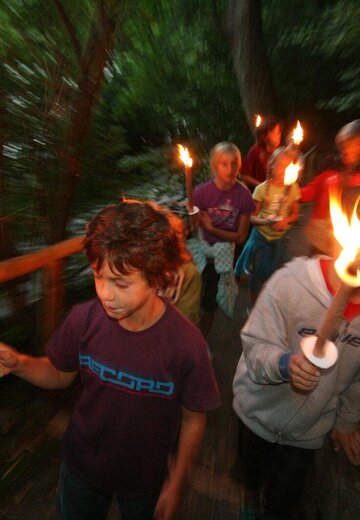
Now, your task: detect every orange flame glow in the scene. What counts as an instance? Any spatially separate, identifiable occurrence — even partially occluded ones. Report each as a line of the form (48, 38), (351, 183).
(291, 120), (304, 145)
(284, 161), (301, 186)
(255, 114), (262, 128)
(330, 188), (360, 287)
(177, 144), (193, 168)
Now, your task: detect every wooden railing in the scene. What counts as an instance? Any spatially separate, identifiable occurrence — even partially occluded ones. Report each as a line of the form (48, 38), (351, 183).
(0, 235), (85, 345)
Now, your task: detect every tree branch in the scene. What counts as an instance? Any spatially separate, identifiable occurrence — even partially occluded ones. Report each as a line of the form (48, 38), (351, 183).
(52, 0), (83, 67)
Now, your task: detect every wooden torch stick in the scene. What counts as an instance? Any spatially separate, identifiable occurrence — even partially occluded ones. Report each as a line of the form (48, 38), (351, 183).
(185, 165), (194, 213)
(313, 283), (355, 358)
(314, 254), (360, 358)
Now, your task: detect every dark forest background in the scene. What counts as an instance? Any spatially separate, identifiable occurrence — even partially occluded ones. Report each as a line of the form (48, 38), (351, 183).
(2, 0), (360, 246)
(1, 0), (360, 343)
(1, 5), (360, 517)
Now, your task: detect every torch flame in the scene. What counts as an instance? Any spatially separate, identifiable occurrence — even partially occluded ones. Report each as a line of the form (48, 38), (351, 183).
(284, 161), (301, 186)
(330, 188), (360, 287)
(291, 120), (304, 145)
(255, 114), (262, 128)
(177, 144), (193, 168)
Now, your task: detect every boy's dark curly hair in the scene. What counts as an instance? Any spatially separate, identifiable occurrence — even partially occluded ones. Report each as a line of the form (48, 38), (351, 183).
(84, 200), (184, 288)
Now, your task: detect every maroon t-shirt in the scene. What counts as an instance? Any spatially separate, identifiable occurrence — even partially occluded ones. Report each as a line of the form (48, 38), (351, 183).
(46, 299), (220, 496)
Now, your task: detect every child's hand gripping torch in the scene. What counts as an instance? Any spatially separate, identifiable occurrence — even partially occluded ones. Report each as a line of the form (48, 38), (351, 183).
(301, 188), (360, 368)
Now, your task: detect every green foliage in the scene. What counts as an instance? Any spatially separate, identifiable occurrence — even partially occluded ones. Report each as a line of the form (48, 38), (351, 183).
(262, 0), (360, 116)
(98, 0), (249, 187)
(1, 0), (360, 253)
(1, 0), (360, 350)
(1, 1), (95, 242)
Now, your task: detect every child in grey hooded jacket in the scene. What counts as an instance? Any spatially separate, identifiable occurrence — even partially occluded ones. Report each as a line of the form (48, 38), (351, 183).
(233, 255), (360, 519)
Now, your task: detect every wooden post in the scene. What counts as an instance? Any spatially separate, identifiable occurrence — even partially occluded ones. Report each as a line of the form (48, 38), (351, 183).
(41, 259), (64, 348)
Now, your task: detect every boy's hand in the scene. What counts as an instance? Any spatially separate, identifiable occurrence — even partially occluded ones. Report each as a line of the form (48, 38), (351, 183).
(0, 342), (19, 377)
(153, 479), (181, 520)
(288, 352), (320, 391)
(331, 429), (360, 465)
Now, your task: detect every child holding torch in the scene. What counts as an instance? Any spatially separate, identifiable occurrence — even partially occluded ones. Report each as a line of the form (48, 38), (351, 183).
(0, 200), (220, 520)
(301, 119), (360, 255)
(240, 117), (283, 190)
(232, 192), (360, 519)
(234, 146), (301, 304)
(192, 142), (255, 337)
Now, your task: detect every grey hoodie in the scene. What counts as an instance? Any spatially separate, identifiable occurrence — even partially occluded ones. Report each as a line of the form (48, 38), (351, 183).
(233, 256), (360, 449)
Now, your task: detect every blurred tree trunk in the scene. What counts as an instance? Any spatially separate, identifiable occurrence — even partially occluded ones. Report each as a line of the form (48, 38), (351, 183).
(51, 0), (126, 243)
(227, 0), (278, 128)
(0, 80), (27, 317)
(0, 77), (17, 262)
(0, 81), (14, 259)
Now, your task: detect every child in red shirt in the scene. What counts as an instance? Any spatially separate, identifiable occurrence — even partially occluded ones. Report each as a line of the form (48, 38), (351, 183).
(301, 120), (360, 254)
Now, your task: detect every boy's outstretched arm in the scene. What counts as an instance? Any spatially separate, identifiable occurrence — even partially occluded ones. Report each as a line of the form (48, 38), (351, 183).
(154, 407), (206, 520)
(0, 342), (77, 389)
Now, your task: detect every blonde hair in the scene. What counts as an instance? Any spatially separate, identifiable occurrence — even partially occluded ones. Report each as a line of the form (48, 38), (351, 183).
(210, 142), (241, 176)
(267, 146), (296, 176)
(264, 146), (296, 211)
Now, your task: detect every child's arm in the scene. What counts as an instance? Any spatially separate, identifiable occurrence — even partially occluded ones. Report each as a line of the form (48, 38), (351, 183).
(300, 180), (317, 202)
(300, 171), (335, 203)
(330, 368), (360, 464)
(154, 408), (206, 520)
(199, 211), (250, 244)
(240, 270), (318, 387)
(331, 429), (360, 465)
(0, 342), (78, 389)
(249, 201), (270, 226)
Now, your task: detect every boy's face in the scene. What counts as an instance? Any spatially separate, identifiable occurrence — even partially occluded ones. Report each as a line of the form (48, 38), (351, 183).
(92, 260), (159, 329)
(214, 154), (240, 189)
(339, 137), (360, 167)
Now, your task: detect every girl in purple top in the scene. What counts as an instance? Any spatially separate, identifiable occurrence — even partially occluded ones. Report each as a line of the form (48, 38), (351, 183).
(193, 142), (255, 336)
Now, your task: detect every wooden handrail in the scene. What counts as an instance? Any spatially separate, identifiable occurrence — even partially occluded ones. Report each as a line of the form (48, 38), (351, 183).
(0, 235), (85, 283)
(0, 235), (86, 346)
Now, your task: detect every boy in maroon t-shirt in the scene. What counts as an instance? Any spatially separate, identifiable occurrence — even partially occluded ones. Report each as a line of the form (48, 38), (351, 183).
(0, 201), (220, 520)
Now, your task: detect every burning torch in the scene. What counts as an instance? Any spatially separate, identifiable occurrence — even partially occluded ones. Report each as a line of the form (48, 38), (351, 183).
(301, 188), (360, 368)
(177, 144), (199, 236)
